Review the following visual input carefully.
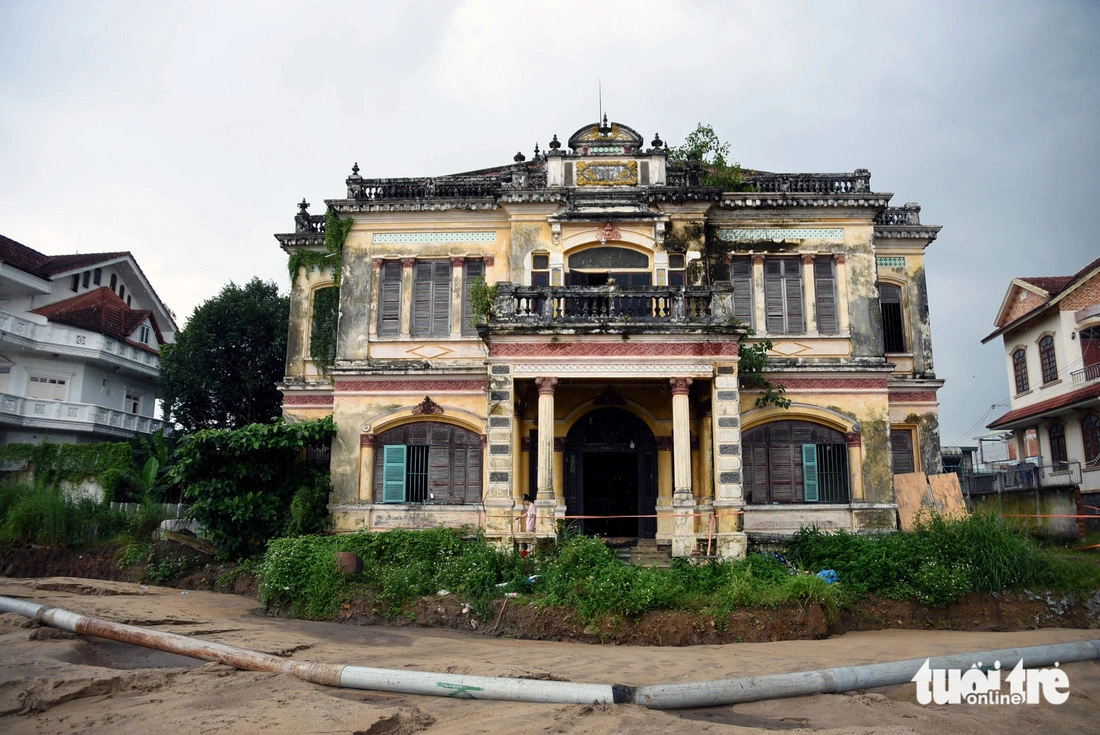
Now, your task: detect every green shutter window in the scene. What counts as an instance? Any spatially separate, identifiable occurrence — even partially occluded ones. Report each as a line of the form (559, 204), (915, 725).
(382, 445), (407, 503)
(802, 444), (819, 502)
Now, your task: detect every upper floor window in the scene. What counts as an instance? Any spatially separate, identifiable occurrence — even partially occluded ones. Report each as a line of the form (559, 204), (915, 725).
(309, 286), (339, 364)
(763, 257), (803, 334)
(27, 374), (68, 401)
(110, 274), (117, 292)
(729, 256), (753, 327)
(566, 246), (650, 286)
(814, 258), (839, 335)
(1048, 422), (1067, 468)
(530, 253), (549, 287)
(1039, 335), (1058, 384)
(81, 271), (90, 289)
(70, 274), (79, 292)
(412, 261), (452, 337)
(125, 389), (142, 414)
(1013, 348), (1030, 393)
(879, 283), (905, 352)
(461, 259), (485, 335)
(139, 325), (151, 344)
(1083, 414), (1100, 468)
(667, 253), (686, 287)
(93, 268), (102, 286)
(119, 284), (126, 301)
(1082, 326), (1100, 372)
(377, 261), (402, 336)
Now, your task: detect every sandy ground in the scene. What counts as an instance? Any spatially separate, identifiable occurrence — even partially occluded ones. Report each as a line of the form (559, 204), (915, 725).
(0, 577), (1097, 735)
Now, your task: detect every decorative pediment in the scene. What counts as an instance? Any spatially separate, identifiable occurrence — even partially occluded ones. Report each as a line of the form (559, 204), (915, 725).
(411, 396), (445, 415)
(567, 119), (644, 153)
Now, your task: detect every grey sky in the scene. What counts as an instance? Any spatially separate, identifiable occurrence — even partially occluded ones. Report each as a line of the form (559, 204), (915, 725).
(2, 0), (1098, 447)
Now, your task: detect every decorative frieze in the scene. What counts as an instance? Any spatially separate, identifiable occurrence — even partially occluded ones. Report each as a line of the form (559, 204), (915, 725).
(718, 228), (844, 242)
(515, 363), (714, 375)
(372, 232), (496, 244)
(877, 257), (906, 268)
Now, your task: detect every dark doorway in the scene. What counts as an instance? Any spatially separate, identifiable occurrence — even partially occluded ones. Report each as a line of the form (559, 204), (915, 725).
(582, 452), (637, 536)
(564, 406), (657, 538)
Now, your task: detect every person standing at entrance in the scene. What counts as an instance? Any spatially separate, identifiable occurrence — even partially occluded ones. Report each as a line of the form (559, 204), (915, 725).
(524, 495), (536, 533)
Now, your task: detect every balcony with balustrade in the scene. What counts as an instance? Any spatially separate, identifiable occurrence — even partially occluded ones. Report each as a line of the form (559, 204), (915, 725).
(483, 283), (741, 337)
(0, 310), (159, 376)
(0, 392), (163, 438)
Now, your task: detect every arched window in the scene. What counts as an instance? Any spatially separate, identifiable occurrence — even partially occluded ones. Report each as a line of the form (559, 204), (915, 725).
(1039, 335), (1058, 384)
(1048, 422), (1068, 469)
(743, 420), (849, 504)
(1083, 414), (1100, 468)
(1013, 348), (1029, 393)
(373, 421), (482, 504)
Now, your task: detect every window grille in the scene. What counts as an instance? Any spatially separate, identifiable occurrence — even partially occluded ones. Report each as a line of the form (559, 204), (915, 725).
(1013, 348), (1030, 393)
(1039, 335), (1058, 384)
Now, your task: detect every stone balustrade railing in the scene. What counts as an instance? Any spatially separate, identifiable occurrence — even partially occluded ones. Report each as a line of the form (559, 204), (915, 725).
(875, 204), (923, 225)
(0, 311), (159, 371)
(346, 177), (502, 200)
(490, 283), (733, 327)
(0, 393), (163, 435)
(745, 169), (872, 194)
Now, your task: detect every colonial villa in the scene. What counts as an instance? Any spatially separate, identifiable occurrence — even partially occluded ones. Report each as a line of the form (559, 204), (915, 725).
(277, 120), (943, 558)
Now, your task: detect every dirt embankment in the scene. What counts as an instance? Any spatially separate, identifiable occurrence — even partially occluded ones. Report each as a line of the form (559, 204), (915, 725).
(2, 543), (1097, 647)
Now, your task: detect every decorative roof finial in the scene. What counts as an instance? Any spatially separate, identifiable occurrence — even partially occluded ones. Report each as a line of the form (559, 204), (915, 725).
(351, 162), (360, 176)
(533, 142), (540, 158)
(549, 134), (561, 150)
(514, 151), (526, 162)
(599, 113), (611, 136)
(651, 133), (663, 149)
(298, 198), (310, 213)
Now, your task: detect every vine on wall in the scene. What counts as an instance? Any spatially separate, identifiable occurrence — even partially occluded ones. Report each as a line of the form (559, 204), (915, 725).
(309, 286), (340, 369)
(288, 209), (353, 285)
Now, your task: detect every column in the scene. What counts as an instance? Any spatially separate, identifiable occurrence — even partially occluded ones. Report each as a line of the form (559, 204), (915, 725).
(368, 259), (383, 338)
(670, 377), (695, 557)
(1012, 429), (1027, 462)
(534, 377), (558, 536)
(399, 258), (415, 337)
(512, 403), (524, 503)
(751, 254), (766, 332)
(834, 254), (850, 333)
(801, 254), (817, 335)
(450, 257), (465, 338)
(484, 255), (496, 286)
(846, 432), (865, 501)
(711, 364), (746, 558)
(485, 364), (515, 544)
(697, 408), (715, 548)
(359, 434), (375, 504)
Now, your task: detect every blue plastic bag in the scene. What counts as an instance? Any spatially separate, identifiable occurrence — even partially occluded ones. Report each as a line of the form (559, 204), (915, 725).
(816, 569), (839, 584)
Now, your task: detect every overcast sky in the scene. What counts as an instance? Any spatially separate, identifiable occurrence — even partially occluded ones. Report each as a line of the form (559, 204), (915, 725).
(2, 0), (1098, 447)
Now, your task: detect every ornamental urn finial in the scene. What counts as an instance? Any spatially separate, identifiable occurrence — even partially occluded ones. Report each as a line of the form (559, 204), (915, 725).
(514, 151), (526, 162)
(351, 162), (360, 176)
(651, 133), (663, 149)
(549, 134), (561, 150)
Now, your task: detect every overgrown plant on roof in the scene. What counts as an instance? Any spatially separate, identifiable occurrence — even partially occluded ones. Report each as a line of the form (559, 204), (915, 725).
(667, 123), (751, 191)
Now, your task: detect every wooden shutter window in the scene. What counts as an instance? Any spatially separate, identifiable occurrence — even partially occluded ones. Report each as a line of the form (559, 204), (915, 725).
(801, 444), (819, 501)
(462, 260), (485, 335)
(413, 261), (452, 337)
(890, 429), (915, 474)
(729, 256), (754, 326)
(382, 445), (407, 502)
(763, 257), (803, 334)
(378, 261), (402, 336)
(814, 258), (838, 335)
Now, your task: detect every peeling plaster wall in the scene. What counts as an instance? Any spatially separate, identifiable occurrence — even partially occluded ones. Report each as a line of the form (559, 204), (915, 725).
(337, 231), (371, 362)
(860, 414), (894, 502)
(908, 264), (936, 377)
(846, 231), (884, 359)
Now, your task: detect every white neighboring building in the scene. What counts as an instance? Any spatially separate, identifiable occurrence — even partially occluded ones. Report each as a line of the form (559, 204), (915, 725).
(983, 256), (1100, 492)
(0, 234), (177, 443)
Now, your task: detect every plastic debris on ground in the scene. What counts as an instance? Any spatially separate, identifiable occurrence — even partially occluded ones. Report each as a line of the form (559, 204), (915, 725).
(816, 569), (839, 584)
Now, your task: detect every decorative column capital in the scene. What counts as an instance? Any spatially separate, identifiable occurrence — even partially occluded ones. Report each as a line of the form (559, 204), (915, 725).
(751, 254), (765, 266)
(484, 255), (495, 267)
(451, 256), (465, 267)
(670, 377), (693, 396)
(480, 434), (488, 447)
(401, 257), (416, 268)
(801, 253), (816, 266)
(845, 431), (862, 447)
(360, 433), (376, 448)
(723, 254), (733, 265)
(535, 377), (558, 395)
(833, 253), (846, 264)
(371, 258), (383, 271)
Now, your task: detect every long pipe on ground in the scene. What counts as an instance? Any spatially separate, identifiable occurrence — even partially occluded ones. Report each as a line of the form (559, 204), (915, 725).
(2, 595), (1098, 708)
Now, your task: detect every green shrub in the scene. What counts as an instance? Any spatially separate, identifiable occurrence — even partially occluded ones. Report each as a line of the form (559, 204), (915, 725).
(170, 417), (336, 559)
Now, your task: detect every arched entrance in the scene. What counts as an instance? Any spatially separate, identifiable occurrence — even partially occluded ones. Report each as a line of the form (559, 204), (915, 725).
(564, 407), (657, 538)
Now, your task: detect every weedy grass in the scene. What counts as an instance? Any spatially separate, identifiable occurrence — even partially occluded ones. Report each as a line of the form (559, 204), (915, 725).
(260, 513), (1099, 623)
(0, 480), (128, 547)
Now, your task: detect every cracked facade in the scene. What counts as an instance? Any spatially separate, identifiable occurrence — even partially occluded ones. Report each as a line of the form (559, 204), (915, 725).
(276, 120), (943, 557)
